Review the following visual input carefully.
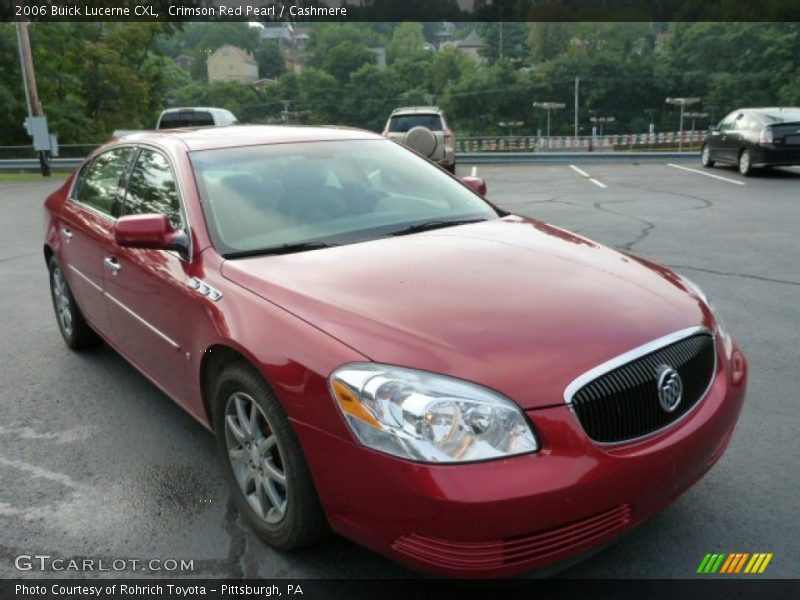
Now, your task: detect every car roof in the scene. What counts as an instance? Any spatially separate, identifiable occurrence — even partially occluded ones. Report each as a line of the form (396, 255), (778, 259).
(740, 107), (800, 123)
(116, 124), (383, 152)
(390, 106), (442, 116)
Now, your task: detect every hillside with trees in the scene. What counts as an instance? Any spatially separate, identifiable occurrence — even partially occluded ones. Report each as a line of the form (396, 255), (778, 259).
(1, 21), (798, 145)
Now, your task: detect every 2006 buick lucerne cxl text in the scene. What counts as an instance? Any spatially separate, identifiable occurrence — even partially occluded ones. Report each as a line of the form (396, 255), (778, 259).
(44, 126), (747, 578)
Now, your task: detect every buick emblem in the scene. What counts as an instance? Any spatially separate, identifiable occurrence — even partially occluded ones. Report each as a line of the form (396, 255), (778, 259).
(656, 365), (683, 413)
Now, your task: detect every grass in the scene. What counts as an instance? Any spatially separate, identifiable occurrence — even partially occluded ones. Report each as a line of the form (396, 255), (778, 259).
(0, 171), (71, 181)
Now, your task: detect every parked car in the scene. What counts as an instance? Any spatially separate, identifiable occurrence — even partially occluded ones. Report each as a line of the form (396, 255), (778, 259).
(383, 106), (456, 173)
(44, 125), (747, 578)
(701, 107), (800, 175)
(112, 107), (238, 138)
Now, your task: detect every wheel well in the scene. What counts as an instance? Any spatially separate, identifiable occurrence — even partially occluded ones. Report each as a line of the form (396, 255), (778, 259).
(199, 344), (255, 429)
(44, 244), (53, 266)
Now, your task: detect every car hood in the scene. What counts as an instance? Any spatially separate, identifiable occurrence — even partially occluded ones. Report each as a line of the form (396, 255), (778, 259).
(221, 216), (712, 410)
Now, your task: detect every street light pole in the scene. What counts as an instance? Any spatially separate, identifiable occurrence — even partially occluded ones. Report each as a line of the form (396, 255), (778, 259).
(533, 101), (566, 138)
(574, 76), (579, 141)
(666, 97), (700, 152)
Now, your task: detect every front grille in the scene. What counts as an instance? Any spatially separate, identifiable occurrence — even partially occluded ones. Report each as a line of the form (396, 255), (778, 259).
(569, 332), (716, 443)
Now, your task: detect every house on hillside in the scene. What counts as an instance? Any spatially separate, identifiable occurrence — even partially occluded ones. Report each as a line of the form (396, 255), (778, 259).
(455, 31), (488, 60)
(440, 30), (488, 62)
(207, 45), (259, 84)
(261, 22), (295, 49)
(433, 22), (457, 47)
(174, 54), (195, 71)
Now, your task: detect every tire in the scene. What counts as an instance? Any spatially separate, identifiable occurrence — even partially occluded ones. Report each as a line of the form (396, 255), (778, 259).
(738, 148), (753, 176)
(212, 363), (327, 550)
(446, 161), (456, 175)
(700, 144), (715, 168)
(48, 256), (100, 350)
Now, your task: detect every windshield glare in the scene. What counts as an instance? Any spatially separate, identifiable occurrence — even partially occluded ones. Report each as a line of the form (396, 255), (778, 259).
(190, 139), (497, 256)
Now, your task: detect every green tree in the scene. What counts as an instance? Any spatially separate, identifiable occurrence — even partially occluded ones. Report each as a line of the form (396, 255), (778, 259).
(478, 23), (529, 64)
(256, 42), (285, 80)
(322, 41), (375, 83)
(387, 22), (427, 63)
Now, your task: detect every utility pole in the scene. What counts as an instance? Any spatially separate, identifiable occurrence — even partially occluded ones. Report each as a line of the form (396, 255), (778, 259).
(574, 76), (579, 141)
(16, 21), (50, 176)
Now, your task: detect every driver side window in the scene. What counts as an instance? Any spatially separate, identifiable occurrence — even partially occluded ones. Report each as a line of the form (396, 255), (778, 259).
(122, 148), (183, 230)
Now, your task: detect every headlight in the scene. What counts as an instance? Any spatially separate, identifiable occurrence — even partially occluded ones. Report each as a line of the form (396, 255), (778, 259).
(329, 363), (538, 463)
(678, 274), (726, 336)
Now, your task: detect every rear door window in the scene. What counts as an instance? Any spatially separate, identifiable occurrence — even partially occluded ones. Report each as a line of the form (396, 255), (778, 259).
(74, 147), (136, 217)
(123, 148), (183, 230)
(388, 114), (443, 132)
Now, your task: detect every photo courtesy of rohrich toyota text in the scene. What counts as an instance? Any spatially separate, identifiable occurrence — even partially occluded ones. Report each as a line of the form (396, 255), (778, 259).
(0, 1), (799, 599)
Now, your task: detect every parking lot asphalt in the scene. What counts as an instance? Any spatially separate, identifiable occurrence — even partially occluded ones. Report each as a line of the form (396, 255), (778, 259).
(1, 158), (798, 579)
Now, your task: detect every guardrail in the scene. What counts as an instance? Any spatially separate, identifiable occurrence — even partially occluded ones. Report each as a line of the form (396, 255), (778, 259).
(0, 134), (705, 172)
(0, 158), (84, 171)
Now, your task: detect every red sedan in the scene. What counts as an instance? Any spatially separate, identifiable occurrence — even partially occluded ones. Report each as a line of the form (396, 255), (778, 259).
(44, 126), (747, 578)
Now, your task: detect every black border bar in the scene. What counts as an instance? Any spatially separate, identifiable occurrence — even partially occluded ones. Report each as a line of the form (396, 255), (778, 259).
(3, 0), (800, 22)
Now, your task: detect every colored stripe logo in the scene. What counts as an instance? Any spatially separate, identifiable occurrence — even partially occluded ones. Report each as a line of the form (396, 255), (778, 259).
(697, 552), (773, 574)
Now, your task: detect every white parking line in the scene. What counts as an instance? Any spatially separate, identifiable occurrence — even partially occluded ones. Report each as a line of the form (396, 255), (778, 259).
(569, 164), (607, 188)
(666, 163), (746, 186)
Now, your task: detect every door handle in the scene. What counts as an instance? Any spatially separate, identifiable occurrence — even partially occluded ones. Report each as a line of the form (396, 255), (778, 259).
(104, 257), (122, 274)
(61, 228), (73, 241)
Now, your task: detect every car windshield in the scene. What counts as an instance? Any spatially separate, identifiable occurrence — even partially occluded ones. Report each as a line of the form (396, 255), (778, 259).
(388, 114), (443, 132)
(189, 139), (497, 256)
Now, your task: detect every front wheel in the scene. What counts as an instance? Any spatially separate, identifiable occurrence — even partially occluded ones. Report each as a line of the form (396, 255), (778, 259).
(738, 148), (754, 176)
(700, 144), (715, 168)
(213, 363), (327, 550)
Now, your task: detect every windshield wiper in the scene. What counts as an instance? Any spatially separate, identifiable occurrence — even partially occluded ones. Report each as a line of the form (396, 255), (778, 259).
(223, 241), (337, 259)
(387, 218), (487, 237)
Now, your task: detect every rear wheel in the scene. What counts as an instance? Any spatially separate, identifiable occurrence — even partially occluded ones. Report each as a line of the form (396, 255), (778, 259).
(213, 363), (327, 549)
(446, 161), (456, 175)
(48, 257), (100, 350)
(738, 148), (753, 176)
(700, 144), (715, 168)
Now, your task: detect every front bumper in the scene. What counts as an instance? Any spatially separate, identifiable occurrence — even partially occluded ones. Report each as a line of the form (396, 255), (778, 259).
(295, 342), (747, 578)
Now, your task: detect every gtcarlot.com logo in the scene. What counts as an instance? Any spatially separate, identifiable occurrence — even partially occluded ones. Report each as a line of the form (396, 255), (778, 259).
(697, 552), (773, 574)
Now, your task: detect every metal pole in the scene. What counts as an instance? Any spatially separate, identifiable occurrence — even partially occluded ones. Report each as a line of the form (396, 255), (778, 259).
(678, 103), (685, 152)
(546, 107), (551, 138)
(574, 76), (579, 141)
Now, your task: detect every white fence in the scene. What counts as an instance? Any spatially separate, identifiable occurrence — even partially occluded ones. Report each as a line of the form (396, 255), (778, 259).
(457, 131), (708, 152)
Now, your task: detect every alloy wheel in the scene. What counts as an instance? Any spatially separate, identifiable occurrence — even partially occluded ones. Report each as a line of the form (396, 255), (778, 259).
(224, 391), (288, 524)
(701, 145), (711, 166)
(51, 266), (73, 337)
(739, 150), (750, 175)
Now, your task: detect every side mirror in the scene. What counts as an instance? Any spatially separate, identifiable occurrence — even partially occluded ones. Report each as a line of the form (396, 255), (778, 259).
(461, 175), (487, 196)
(708, 125), (719, 133)
(114, 214), (189, 259)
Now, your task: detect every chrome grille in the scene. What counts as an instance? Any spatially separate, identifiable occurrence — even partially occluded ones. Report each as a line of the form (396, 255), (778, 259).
(568, 331), (716, 444)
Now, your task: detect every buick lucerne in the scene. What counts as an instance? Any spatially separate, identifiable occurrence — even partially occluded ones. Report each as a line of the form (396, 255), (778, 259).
(44, 126), (748, 577)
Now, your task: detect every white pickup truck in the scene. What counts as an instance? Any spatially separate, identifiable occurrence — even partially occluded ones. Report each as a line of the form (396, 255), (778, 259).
(113, 107), (238, 138)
